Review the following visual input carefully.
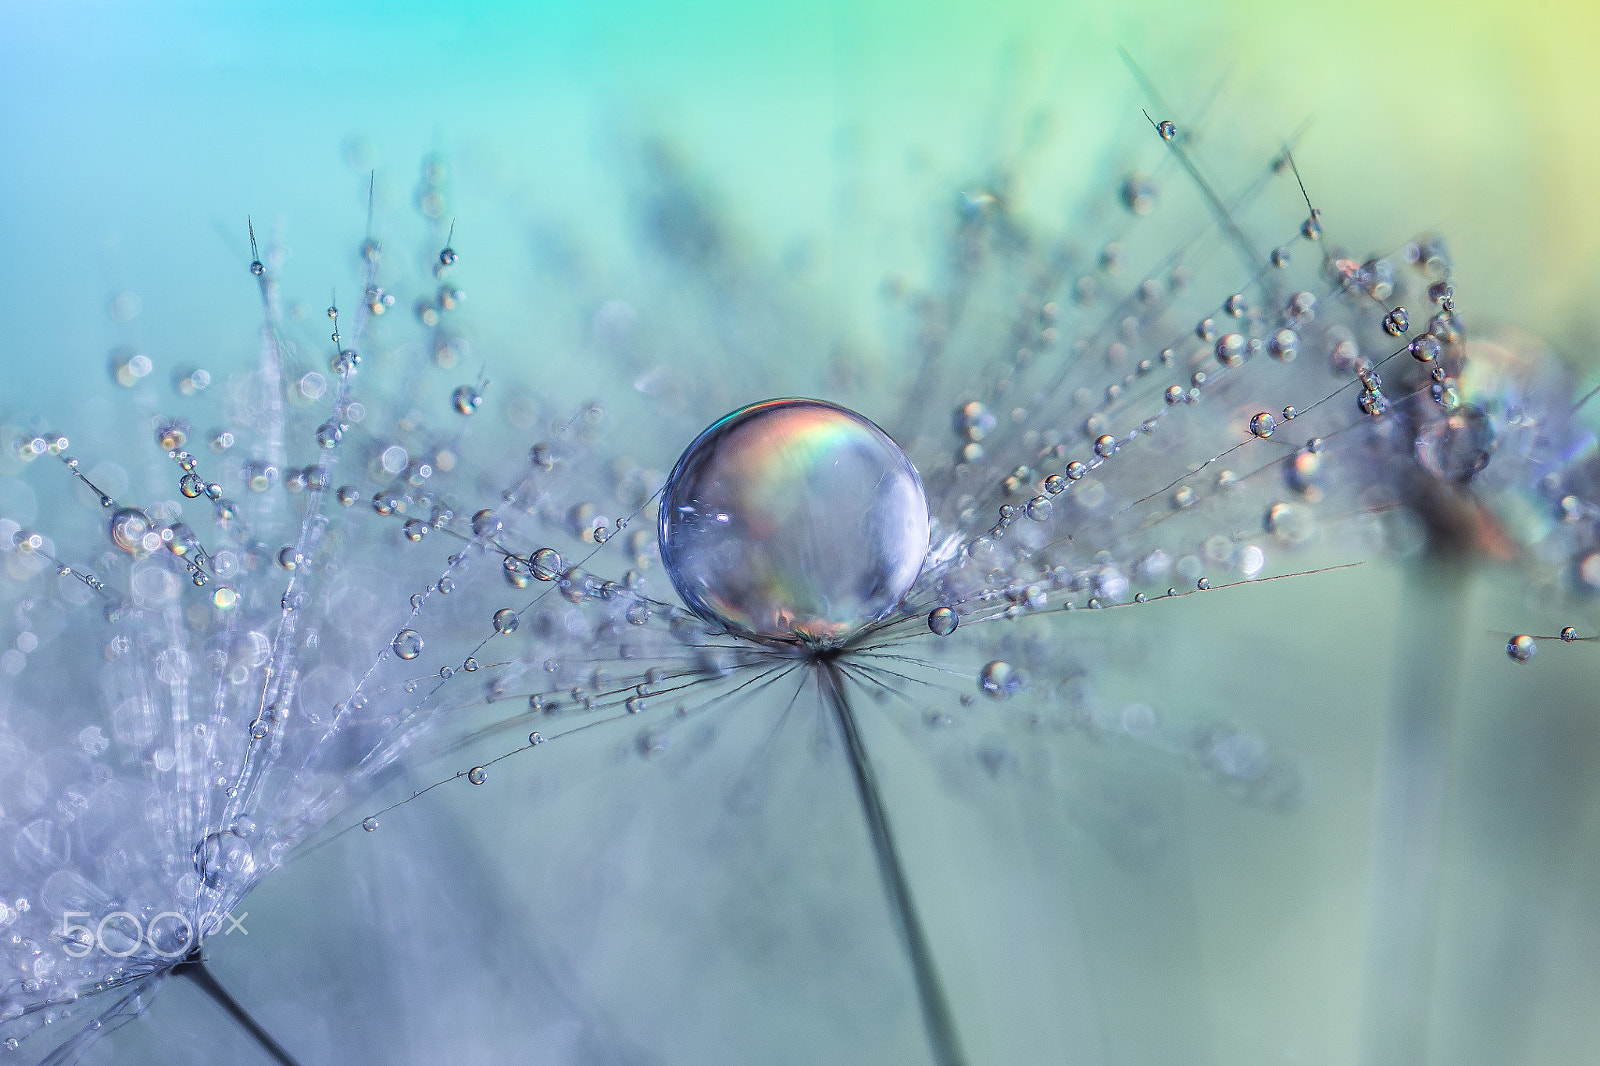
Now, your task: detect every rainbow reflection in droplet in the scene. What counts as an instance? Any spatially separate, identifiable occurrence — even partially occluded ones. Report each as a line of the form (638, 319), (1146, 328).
(659, 398), (930, 646)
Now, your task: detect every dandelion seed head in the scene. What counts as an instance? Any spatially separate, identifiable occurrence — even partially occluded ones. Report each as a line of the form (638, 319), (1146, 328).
(0, 56), (1584, 1060)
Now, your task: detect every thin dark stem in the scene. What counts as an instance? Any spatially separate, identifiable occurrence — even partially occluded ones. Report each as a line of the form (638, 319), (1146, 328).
(174, 956), (303, 1066)
(818, 661), (967, 1066)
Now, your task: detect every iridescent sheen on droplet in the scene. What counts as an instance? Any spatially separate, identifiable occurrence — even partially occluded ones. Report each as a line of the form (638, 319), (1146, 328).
(659, 399), (929, 646)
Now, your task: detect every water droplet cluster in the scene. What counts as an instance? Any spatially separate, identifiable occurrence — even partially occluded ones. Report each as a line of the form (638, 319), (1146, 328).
(0, 93), (1574, 1058)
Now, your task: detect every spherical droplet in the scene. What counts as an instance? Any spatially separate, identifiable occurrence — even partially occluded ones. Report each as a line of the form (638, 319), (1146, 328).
(249, 719), (270, 740)
(1383, 307), (1410, 336)
(1249, 412), (1276, 438)
(1156, 119), (1177, 140)
(503, 556), (530, 589)
(493, 608), (519, 635)
(392, 629), (423, 660)
(179, 472), (204, 498)
(1093, 434), (1117, 458)
(361, 816), (378, 832)
(979, 660), (1020, 700)
(1561, 627), (1578, 642)
(472, 509), (501, 537)
(403, 518), (430, 542)
(1065, 460), (1087, 480)
(1025, 495), (1053, 521)
(658, 399), (929, 646)
(467, 766), (488, 785)
(1507, 634), (1536, 662)
(109, 508), (153, 557)
(1044, 474), (1067, 495)
(928, 607), (958, 636)
(530, 547), (562, 581)
(451, 385), (482, 415)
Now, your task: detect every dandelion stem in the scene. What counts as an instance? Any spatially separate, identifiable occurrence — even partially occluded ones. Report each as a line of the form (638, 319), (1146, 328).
(818, 661), (967, 1066)
(1359, 550), (1471, 1066)
(173, 956), (303, 1066)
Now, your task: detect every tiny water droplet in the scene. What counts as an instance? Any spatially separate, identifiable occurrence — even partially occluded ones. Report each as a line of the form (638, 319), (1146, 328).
(979, 660), (1020, 700)
(493, 608), (519, 635)
(468, 766), (487, 785)
(1507, 634), (1536, 662)
(928, 607), (958, 636)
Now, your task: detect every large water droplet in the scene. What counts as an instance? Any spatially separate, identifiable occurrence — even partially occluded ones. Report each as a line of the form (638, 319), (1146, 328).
(392, 629), (423, 660)
(658, 399), (929, 646)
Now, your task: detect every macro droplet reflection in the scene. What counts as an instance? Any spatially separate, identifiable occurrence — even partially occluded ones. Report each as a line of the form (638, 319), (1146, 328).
(659, 398), (930, 646)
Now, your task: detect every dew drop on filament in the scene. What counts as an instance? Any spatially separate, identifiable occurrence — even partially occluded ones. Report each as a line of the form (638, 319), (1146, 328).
(392, 629), (423, 660)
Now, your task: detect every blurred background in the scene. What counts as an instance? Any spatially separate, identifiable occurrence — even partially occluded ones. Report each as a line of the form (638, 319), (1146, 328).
(3, 1), (1599, 1064)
